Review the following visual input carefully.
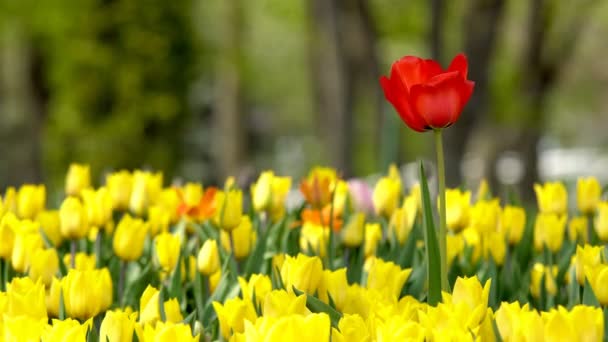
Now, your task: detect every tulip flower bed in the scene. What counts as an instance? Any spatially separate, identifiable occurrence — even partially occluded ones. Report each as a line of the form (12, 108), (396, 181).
(0, 162), (607, 341)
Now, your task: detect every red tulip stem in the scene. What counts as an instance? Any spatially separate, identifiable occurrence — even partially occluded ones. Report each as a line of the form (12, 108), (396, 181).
(434, 129), (449, 292)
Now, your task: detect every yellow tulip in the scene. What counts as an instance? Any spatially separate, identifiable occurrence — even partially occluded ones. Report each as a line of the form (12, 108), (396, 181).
(65, 163), (91, 196)
(229, 215), (256, 260)
(82, 187), (113, 228)
(16, 184), (45, 220)
(574, 245), (603, 286)
(214, 189), (243, 231)
(141, 321), (199, 342)
(0, 212), (17, 259)
(59, 196), (89, 239)
(155, 232), (181, 272)
(299, 221), (329, 257)
(542, 307), (577, 342)
(447, 233), (464, 266)
(36, 210), (63, 247)
(376, 314), (425, 341)
(238, 274), (272, 307)
(462, 227), (482, 263)
(129, 170), (163, 216)
(44, 318), (92, 341)
(62, 268), (113, 320)
(337, 314), (371, 342)
(251, 171), (273, 212)
(444, 188), (471, 232)
(366, 257), (412, 301)
(3, 186), (18, 214)
(372, 176), (401, 217)
(262, 289), (308, 318)
(100, 310), (138, 342)
(138, 285), (184, 324)
(106, 170), (133, 211)
(534, 181), (567, 215)
(280, 254), (323, 295)
(577, 176), (601, 214)
(11, 220), (44, 273)
(28, 248), (59, 287)
(585, 264), (608, 306)
(341, 212), (365, 248)
(182, 182), (203, 209)
(113, 214), (148, 261)
(499, 205), (526, 245)
(147, 205), (171, 236)
(484, 231), (506, 266)
(212, 297), (257, 339)
(569, 305), (604, 341)
(63, 252), (96, 270)
(317, 268), (349, 311)
(534, 213), (567, 253)
(158, 188), (181, 224)
(595, 202), (608, 241)
(46, 277), (62, 318)
(263, 313), (331, 341)
(364, 223), (382, 257)
(2, 315), (47, 342)
(568, 217), (588, 245)
(197, 239), (220, 276)
(388, 195), (417, 244)
(495, 301), (529, 341)
(530, 263), (557, 298)
(6, 277), (47, 319)
(468, 199), (500, 234)
(448, 275), (491, 328)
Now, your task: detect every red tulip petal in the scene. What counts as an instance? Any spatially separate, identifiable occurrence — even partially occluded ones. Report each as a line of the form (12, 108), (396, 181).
(380, 76), (427, 132)
(392, 56), (442, 92)
(410, 72), (472, 129)
(447, 53), (469, 79)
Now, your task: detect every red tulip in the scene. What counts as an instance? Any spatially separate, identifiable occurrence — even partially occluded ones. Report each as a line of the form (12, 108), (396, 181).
(380, 53), (474, 132)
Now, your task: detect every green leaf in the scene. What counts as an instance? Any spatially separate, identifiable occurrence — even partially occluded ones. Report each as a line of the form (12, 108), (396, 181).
(603, 307), (608, 342)
(398, 224), (418, 269)
(59, 290), (66, 320)
(182, 311), (196, 326)
(169, 252), (183, 300)
(583, 278), (600, 307)
(123, 263), (158, 308)
(244, 223), (269, 277)
(158, 285), (167, 322)
(567, 267), (580, 308)
(292, 286), (342, 328)
(556, 242), (576, 284)
(492, 318), (503, 342)
(194, 272), (205, 325)
(419, 163), (442, 306)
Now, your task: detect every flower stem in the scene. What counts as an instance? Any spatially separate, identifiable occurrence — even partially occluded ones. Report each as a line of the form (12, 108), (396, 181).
(119, 260), (126, 307)
(70, 240), (77, 269)
(434, 129), (449, 292)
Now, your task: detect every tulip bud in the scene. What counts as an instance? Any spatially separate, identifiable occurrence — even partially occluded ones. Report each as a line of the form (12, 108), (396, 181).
(62, 268), (113, 320)
(82, 187), (113, 228)
(46, 277), (62, 317)
(251, 171), (274, 212)
(0, 212), (17, 259)
(36, 210), (63, 247)
(569, 306), (604, 342)
(484, 231), (506, 266)
(100, 310), (138, 342)
(183, 182), (203, 209)
(64, 252), (96, 270)
(366, 258), (412, 301)
(595, 202), (608, 241)
(280, 253), (323, 295)
(155, 232), (181, 272)
(262, 289), (308, 318)
(341, 212), (365, 248)
(214, 189), (243, 231)
(577, 177), (601, 214)
(106, 170), (133, 211)
(388, 195), (417, 245)
(28, 248), (59, 287)
(444, 189), (471, 232)
(229, 216), (256, 260)
(499, 206), (526, 245)
(3, 186), (18, 214)
(299, 222), (329, 257)
(534, 182), (567, 215)
(113, 214), (148, 261)
(65, 163), (91, 196)
(585, 264), (608, 306)
(568, 216), (588, 243)
(11, 220), (44, 273)
(16, 184), (45, 220)
(364, 223), (382, 257)
(534, 213), (567, 253)
(59, 196), (89, 239)
(129, 170), (163, 216)
(197, 239), (220, 276)
(212, 297), (257, 339)
(372, 177), (401, 218)
(449, 276), (491, 328)
(447, 233), (464, 266)
(468, 199), (500, 234)
(529, 263), (557, 298)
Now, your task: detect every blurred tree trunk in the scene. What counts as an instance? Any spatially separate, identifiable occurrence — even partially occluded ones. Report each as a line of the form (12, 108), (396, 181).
(442, 0), (506, 187)
(307, 0), (380, 177)
(0, 25), (44, 188)
(215, 0), (246, 180)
